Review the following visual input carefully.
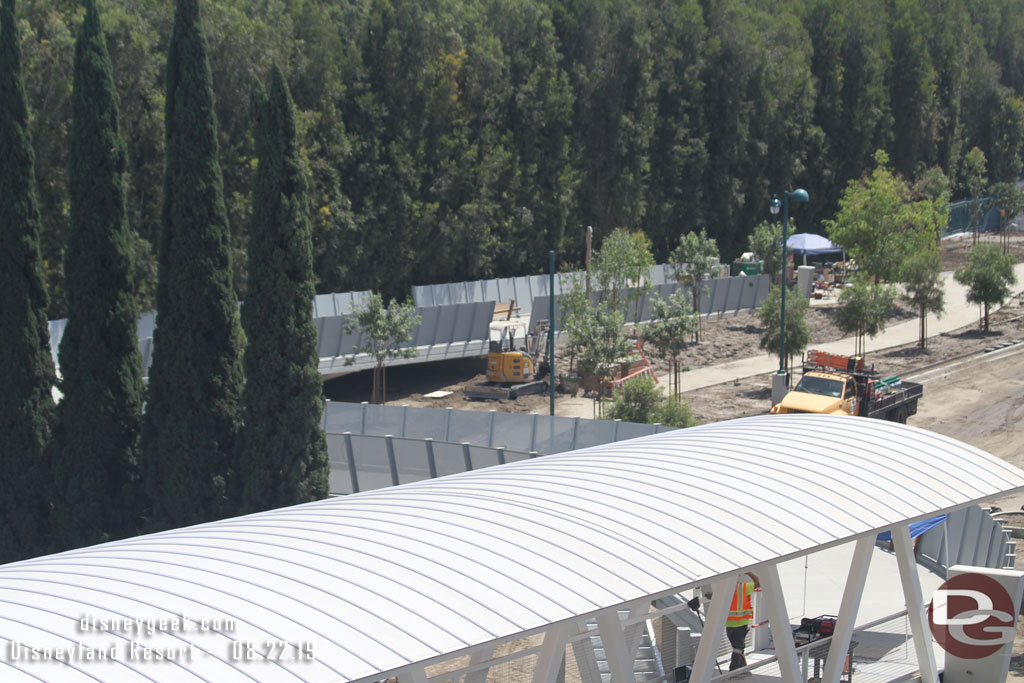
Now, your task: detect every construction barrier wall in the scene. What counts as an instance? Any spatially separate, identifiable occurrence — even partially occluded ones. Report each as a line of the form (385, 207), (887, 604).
(313, 290), (372, 317)
(322, 401), (677, 457)
(315, 300), (495, 376)
(326, 432), (535, 494)
(529, 274), (771, 332)
(412, 264), (681, 318)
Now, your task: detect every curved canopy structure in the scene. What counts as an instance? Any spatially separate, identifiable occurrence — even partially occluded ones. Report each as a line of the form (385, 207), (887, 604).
(1, 414), (1022, 683)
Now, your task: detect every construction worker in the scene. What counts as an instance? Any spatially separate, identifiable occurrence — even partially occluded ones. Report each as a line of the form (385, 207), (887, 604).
(726, 572), (760, 671)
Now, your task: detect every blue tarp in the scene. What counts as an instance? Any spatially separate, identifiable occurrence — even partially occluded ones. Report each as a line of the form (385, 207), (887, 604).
(786, 233), (845, 256)
(876, 515), (946, 543)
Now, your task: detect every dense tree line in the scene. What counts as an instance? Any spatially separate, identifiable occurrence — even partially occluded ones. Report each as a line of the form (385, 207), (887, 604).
(1, 0), (329, 561)
(14, 0), (1024, 317)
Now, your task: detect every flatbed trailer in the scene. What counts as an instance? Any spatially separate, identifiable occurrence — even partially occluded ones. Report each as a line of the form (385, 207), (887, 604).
(861, 379), (922, 423)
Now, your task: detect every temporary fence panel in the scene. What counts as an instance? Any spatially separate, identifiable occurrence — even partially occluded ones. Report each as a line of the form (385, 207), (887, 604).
(914, 504), (1013, 572)
(325, 432), (534, 495)
(312, 290), (372, 318)
(315, 301), (494, 375)
(321, 402), (677, 457)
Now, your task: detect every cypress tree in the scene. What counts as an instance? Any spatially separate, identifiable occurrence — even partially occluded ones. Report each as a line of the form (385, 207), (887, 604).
(237, 67), (329, 513)
(52, 0), (144, 550)
(0, 0), (56, 562)
(140, 0), (244, 530)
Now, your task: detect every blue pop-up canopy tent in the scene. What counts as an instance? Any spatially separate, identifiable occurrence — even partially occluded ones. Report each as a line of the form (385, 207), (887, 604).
(787, 232), (846, 266)
(787, 232), (845, 255)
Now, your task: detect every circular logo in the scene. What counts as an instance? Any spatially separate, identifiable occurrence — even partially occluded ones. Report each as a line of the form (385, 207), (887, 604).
(928, 573), (1016, 659)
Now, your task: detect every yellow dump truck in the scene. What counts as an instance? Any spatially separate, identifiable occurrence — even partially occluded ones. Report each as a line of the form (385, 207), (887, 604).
(770, 350), (923, 423)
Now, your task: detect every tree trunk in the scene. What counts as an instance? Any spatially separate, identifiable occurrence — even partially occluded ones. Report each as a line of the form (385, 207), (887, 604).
(693, 290), (701, 342)
(984, 302), (990, 332)
(919, 303), (926, 348)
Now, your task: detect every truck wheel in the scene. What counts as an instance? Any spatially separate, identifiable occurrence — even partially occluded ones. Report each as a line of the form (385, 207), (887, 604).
(897, 406), (909, 424)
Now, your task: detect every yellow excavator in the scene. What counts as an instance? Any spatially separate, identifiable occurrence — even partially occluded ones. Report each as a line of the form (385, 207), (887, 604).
(465, 322), (550, 400)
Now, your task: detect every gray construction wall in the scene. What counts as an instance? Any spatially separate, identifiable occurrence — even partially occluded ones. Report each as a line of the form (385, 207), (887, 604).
(323, 401), (676, 458)
(530, 274), (771, 332)
(316, 300), (495, 376)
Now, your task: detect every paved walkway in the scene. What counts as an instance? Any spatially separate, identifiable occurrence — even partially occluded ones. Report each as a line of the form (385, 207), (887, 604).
(555, 263), (1024, 418)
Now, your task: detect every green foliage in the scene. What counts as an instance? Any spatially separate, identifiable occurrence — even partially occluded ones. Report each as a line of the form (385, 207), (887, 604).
(235, 66), (328, 515)
(13, 0), (1024, 311)
(826, 150), (945, 283)
(603, 375), (697, 428)
(670, 228), (718, 340)
(574, 304), (633, 383)
(643, 288), (697, 399)
(558, 272), (591, 375)
(955, 243), (1018, 331)
(592, 228), (655, 318)
(757, 284), (810, 371)
(747, 220), (783, 284)
(900, 248), (945, 348)
(345, 293), (421, 404)
(962, 146), (988, 240)
(52, 0), (144, 551)
(835, 275), (898, 356)
(140, 0), (245, 532)
(0, 0), (56, 563)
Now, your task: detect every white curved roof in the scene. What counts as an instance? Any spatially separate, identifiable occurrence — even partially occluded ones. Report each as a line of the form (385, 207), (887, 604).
(2, 414), (1022, 683)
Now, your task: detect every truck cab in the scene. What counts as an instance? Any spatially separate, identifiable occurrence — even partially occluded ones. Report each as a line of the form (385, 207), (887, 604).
(769, 350), (922, 423)
(770, 370), (861, 416)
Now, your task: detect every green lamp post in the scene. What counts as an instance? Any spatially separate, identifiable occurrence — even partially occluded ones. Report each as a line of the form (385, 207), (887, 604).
(769, 189), (808, 377)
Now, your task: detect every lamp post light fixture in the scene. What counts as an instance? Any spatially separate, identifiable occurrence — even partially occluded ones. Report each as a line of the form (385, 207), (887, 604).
(770, 189), (809, 377)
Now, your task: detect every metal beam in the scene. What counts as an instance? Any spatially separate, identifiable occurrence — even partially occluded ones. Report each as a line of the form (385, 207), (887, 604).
(465, 645), (494, 683)
(596, 609), (634, 683)
(821, 536), (874, 683)
(689, 575), (735, 683)
(759, 565), (802, 683)
(398, 665), (430, 683)
(624, 602), (649, 663)
(892, 524), (939, 683)
(532, 624), (573, 683)
(571, 620), (602, 683)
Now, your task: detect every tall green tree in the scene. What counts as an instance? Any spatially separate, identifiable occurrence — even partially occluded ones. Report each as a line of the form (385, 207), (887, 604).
(961, 146), (988, 244)
(140, 0), (245, 531)
(644, 288), (697, 399)
(757, 284), (810, 373)
(747, 220), (783, 285)
(670, 228), (718, 341)
(51, 0), (144, 551)
(899, 248), (945, 348)
(591, 228), (655, 319)
(0, 0), (56, 563)
(641, 0), (706, 257)
(835, 275), (897, 357)
(826, 150), (944, 283)
(235, 67), (328, 515)
(345, 293), (421, 405)
(888, 0), (941, 176)
(954, 243), (1018, 331)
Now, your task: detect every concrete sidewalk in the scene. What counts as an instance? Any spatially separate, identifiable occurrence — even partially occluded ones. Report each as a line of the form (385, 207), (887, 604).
(681, 263), (1024, 391)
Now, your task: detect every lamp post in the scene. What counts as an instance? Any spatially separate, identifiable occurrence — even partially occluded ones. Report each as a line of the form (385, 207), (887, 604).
(769, 189), (808, 377)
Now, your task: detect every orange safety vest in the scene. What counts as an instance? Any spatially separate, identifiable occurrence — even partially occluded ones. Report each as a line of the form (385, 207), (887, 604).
(726, 581), (755, 627)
